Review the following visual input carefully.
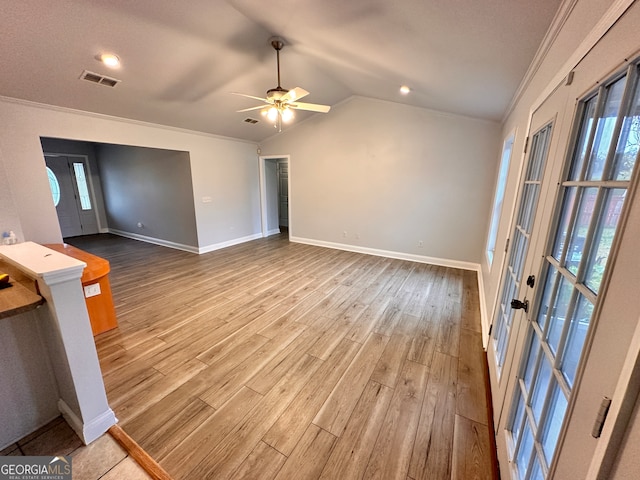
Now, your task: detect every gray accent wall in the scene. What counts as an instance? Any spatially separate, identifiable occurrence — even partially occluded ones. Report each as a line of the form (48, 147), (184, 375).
(96, 144), (198, 248)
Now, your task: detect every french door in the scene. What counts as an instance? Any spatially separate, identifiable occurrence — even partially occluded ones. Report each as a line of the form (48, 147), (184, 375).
(487, 91), (566, 429)
(498, 64), (640, 479)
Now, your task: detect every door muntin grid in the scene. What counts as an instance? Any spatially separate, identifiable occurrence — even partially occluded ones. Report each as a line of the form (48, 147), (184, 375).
(492, 124), (553, 374)
(507, 65), (640, 480)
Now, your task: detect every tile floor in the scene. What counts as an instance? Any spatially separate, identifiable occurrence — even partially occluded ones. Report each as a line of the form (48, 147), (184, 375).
(0, 417), (153, 480)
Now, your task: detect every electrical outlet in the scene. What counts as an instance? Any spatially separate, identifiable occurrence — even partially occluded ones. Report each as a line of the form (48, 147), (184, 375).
(355, 233), (360, 240)
(418, 240), (424, 247)
(343, 231), (347, 238)
(84, 283), (101, 298)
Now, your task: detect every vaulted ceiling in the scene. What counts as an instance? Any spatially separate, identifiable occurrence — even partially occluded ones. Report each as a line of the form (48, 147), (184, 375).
(1, 0), (562, 142)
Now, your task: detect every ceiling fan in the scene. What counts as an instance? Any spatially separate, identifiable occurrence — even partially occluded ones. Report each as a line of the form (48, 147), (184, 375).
(232, 37), (331, 130)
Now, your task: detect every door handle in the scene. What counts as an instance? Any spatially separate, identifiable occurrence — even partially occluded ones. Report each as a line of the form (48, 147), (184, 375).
(511, 299), (529, 313)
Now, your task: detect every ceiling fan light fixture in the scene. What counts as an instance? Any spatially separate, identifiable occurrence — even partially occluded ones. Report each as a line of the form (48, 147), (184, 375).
(281, 107), (294, 122)
(267, 106), (279, 122)
(400, 85), (411, 95)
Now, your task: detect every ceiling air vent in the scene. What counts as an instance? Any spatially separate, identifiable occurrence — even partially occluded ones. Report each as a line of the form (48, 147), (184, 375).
(244, 118), (259, 124)
(79, 70), (121, 87)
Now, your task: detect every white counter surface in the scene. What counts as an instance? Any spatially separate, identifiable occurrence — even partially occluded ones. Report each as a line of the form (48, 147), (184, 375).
(0, 242), (86, 280)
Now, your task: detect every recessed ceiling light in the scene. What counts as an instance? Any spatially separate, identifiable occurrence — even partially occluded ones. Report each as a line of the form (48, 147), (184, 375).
(98, 53), (120, 68)
(400, 85), (411, 95)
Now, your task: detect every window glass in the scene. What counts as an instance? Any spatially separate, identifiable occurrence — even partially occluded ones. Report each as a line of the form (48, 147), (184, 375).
(487, 134), (514, 265)
(47, 167), (61, 207)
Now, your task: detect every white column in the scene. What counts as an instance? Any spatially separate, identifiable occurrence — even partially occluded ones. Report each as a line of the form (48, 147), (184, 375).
(0, 242), (116, 444)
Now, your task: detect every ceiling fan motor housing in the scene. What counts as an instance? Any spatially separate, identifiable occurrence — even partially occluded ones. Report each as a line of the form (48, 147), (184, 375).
(267, 86), (288, 101)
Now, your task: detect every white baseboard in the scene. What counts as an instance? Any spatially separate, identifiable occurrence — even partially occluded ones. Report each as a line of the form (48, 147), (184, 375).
(58, 399), (117, 445)
(266, 228), (281, 236)
(290, 236), (481, 271)
(108, 229), (199, 253)
(198, 232), (263, 254)
(476, 269), (490, 350)
(108, 229), (266, 255)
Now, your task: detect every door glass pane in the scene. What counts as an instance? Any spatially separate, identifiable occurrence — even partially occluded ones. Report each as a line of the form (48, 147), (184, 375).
(585, 188), (626, 293)
(536, 266), (559, 332)
(552, 187), (577, 261)
(587, 77), (626, 181)
(566, 188), (598, 276)
(530, 456), (545, 480)
(523, 334), (540, 394)
(546, 277), (573, 354)
(612, 74), (640, 180)
(531, 354), (552, 424)
(73, 162), (92, 210)
(512, 389), (526, 441)
(521, 183), (541, 234)
(561, 294), (594, 387)
(541, 382), (568, 463)
(570, 97), (597, 181)
(516, 421), (534, 478)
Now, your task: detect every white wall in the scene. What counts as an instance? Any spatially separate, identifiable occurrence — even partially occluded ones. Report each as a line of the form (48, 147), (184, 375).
(0, 98), (261, 250)
(260, 96), (500, 265)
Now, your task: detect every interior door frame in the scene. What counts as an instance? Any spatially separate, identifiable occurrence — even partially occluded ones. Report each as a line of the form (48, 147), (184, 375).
(259, 154), (291, 239)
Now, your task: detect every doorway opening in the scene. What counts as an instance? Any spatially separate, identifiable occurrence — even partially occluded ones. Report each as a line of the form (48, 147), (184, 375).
(45, 154), (100, 238)
(259, 155), (290, 238)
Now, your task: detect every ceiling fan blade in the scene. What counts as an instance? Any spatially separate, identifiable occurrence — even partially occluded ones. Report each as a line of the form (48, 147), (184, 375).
(280, 87), (309, 103)
(289, 101), (331, 113)
(231, 92), (270, 103)
(236, 105), (266, 113)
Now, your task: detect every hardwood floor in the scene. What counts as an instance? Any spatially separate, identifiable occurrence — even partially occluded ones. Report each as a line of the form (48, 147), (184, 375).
(69, 233), (496, 480)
